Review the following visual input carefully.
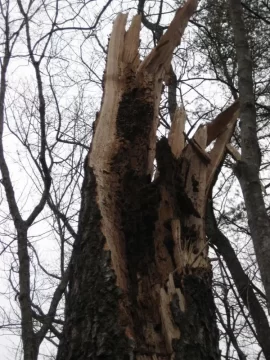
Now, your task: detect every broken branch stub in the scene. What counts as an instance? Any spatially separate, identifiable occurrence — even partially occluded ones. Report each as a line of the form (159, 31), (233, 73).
(206, 100), (239, 145)
(169, 104), (239, 274)
(168, 106), (186, 159)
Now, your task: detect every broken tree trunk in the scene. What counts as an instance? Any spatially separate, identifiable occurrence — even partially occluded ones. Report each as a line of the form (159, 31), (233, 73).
(56, 1), (239, 359)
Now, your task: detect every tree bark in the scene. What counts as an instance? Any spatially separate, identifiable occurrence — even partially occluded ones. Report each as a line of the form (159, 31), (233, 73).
(229, 0), (270, 310)
(56, 1), (238, 358)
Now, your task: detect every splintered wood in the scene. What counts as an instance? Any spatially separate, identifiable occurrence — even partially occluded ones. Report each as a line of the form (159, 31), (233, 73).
(85, 0), (238, 358)
(89, 0), (200, 293)
(137, 0), (198, 76)
(168, 106), (186, 159)
(165, 104), (239, 270)
(155, 101), (239, 355)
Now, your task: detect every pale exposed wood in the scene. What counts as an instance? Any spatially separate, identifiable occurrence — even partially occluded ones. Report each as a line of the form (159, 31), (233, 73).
(164, 103), (239, 272)
(89, 14), (142, 293)
(89, 14), (129, 291)
(123, 14), (141, 67)
(137, 0), (198, 77)
(193, 124), (207, 149)
(206, 111), (238, 196)
(190, 124), (211, 163)
(168, 106), (186, 159)
(174, 104), (239, 267)
(206, 100), (239, 145)
(91, 14), (127, 166)
(187, 125), (207, 215)
(154, 187), (175, 283)
(146, 79), (164, 176)
(226, 143), (241, 161)
(184, 136), (211, 164)
(171, 219), (184, 270)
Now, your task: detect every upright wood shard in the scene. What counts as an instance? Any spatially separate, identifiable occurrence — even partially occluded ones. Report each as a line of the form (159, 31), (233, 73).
(136, 0), (198, 175)
(206, 109), (239, 196)
(154, 186), (175, 284)
(91, 14), (128, 165)
(168, 106), (186, 159)
(123, 14), (141, 66)
(187, 125), (208, 216)
(178, 126), (209, 265)
(171, 218), (184, 269)
(226, 143), (241, 161)
(164, 101), (239, 271)
(90, 13), (129, 291)
(137, 0), (198, 77)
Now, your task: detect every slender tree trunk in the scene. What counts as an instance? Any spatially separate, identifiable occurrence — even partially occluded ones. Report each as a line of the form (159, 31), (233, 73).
(206, 200), (270, 360)
(229, 0), (270, 310)
(56, 1), (239, 358)
(0, 14), (37, 360)
(17, 228), (38, 360)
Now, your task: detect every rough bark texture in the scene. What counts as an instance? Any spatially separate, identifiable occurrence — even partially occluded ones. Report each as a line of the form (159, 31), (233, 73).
(229, 0), (270, 310)
(17, 227), (38, 360)
(56, 1), (239, 359)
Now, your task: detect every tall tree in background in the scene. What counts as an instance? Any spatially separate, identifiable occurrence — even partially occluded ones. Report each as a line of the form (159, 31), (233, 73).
(229, 0), (270, 311)
(192, 0), (270, 358)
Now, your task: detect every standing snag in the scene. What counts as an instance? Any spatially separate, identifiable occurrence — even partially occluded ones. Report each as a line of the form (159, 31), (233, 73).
(56, 1), (239, 359)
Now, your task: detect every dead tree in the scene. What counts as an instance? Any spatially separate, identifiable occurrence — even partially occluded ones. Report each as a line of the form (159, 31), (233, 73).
(56, 1), (239, 358)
